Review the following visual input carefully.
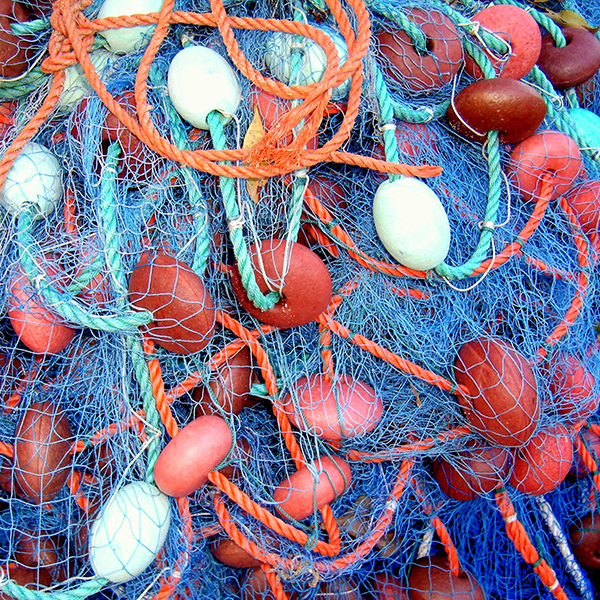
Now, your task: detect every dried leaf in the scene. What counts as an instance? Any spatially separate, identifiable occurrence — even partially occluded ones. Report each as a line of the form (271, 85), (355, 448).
(246, 177), (267, 203)
(544, 9), (595, 30)
(243, 104), (268, 202)
(409, 382), (421, 408)
(243, 104), (266, 150)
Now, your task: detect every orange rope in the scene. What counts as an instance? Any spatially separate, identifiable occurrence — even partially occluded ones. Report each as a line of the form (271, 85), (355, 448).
(495, 489), (568, 600)
(574, 431), (600, 508)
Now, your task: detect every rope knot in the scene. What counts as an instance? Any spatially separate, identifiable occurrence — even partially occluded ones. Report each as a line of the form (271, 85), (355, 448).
(43, 0), (96, 73)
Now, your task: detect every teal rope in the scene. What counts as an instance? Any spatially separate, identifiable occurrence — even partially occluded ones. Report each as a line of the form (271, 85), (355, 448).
(285, 3), (313, 244)
(287, 172), (307, 243)
(207, 110), (279, 311)
(0, 67), (47, 100)
(374, 64), (400, 182)
(364, 0), (428, 52)
(432, 1), (506, 79)
(67, 252), (105, 295)
(493, 0), (566, 47)
(527, 65), (600, 168)
(125, 334), (164, 481)
(98, 142), (164, 480)
(392, 99), (449, 124)
(151, 65), (212, 275)
(0, 577), (108, 600)
(435, 130), (503, 280)
(100, 143), (128, 301)
(16, 209), (152, 331)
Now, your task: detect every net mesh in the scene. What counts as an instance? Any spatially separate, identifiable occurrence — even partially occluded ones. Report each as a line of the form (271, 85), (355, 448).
(0, 0), (599, 599)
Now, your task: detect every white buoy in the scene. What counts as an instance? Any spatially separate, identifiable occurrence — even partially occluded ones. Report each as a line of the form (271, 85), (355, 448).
(0, 142), (63, 219)
(373, 177), (451, 271)
(265, 25), (350, 100)
(57, 50), (116, 112)
(89, 482), (172, 583)
(167, 45), (242, 130)
(97, 0), (164, 54)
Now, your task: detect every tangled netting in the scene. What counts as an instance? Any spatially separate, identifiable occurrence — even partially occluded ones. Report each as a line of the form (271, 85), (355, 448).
(2, 0), (600, 598)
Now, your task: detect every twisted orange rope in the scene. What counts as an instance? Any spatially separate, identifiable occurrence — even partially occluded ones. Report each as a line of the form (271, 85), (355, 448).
(495, 489), (568, 600)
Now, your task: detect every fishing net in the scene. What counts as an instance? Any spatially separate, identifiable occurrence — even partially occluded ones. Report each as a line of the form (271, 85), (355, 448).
(0, 0), (600, 598)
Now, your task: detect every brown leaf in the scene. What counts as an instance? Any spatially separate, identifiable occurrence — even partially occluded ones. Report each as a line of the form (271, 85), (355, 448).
(545, 9), (594, 29)
(243, 104), (266, 150)
(246, 177), (267, 204)
(243, 104), (268, 202)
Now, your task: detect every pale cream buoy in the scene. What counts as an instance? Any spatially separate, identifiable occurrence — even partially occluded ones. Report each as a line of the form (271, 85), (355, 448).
(57, 50), (116, 112)
(168, 46), (241, 130)
(89, 482), (171, 583)
(265, 24), (350, 100)
(0, 142), (62, 219)
(373, 177), (450, 270)
(97, 0), (164, 54)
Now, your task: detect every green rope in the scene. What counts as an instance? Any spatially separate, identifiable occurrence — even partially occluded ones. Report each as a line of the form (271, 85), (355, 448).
(100, 143), (128, 301)
(432, 1), (506, 79)
(10, 18), (49, 35)
(98, 142), (164, 480)
(527, 66), (600, 168)
(207, 110), (279, 311)
(66, 252), (105, 295)
(151, 65), (212, 275)
(374, 64), (400, 182)
(16, 209), (152, 332)
(0, 66), (47, 100)
(435, 130), (503, 280)
(392, 99), (449, 124)
(125, 334), (164, 482)
(494, 0), (566, 47)
(0, 577), (108, 600)
(364, 0), (428, 53)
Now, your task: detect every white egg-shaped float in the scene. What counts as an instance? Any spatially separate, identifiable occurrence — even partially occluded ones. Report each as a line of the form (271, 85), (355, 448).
(265, 25), (350, 100)
(167, 45), (242, 130)
(373, 177), (451, 271)
(57, 50), (116, 112)
(0, 142), (63, 219)
(89, 481), (171, 583)
(98, 0), (164, 54)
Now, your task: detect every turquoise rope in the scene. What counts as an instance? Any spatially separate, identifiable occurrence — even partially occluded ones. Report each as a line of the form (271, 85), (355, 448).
(373, 64), (400, 182)
(98, 143), (164, 479)
(207, 110), (279, 311)
(363, 0), (428, 52)
(151, 65), (212, 275)
(67, 253), (105, 295)
(392, 99), (449, 125)
(10, 18), (49, 35)
(100, 143), (128, 301)
(0, 577), (108, 600)
(16, 209), (152, 331)
(286, 3), (314, 244)
(0, 67), (47, 100)
(125, 334), (164, 481)
(493, 0), (566, 47)
(527, 65), (600, 168)
(435, 130), (503, 280)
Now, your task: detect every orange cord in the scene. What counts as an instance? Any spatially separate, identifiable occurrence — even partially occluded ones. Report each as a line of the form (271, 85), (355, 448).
(495, 489), (568, 600)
